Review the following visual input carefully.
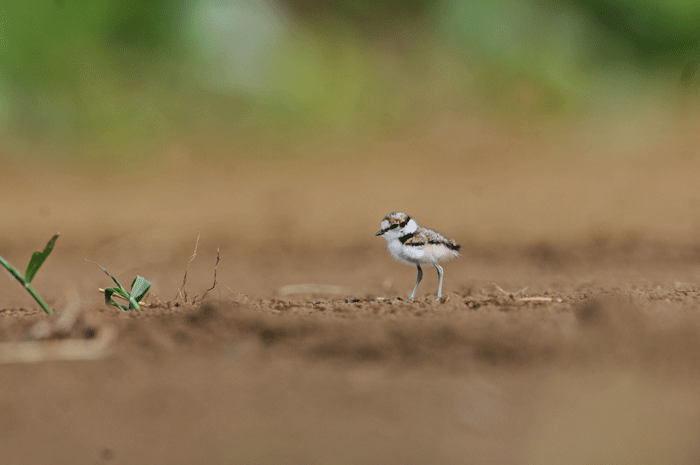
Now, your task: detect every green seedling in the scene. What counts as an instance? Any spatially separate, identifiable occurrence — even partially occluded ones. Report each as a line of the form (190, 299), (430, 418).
(87, 260), (151, 311)
(0, 234), (59, 315)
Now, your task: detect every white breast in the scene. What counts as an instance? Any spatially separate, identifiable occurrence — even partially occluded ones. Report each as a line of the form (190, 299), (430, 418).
(387, 238), (425, 265)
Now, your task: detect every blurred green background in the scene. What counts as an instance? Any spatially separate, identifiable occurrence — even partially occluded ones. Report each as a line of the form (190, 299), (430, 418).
(1, 0), (699, 164)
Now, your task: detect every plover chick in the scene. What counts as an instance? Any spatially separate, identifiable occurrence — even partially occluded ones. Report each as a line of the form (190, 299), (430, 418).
(375, 212), (461, 301)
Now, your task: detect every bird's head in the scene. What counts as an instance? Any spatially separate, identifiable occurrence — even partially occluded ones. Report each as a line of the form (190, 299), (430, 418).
(375, 212), (417, 240)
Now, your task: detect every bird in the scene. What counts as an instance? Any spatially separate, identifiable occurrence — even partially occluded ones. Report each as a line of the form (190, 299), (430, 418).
(375, 212), (461, 301)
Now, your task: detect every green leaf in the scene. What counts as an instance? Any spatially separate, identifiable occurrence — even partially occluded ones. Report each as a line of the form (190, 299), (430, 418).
(104, 287), (130, 311)
(86, 260), (125, 292)
(128, 296), (141, 311)
(24, 234), (59, 283)
(130, 275), (152, 303)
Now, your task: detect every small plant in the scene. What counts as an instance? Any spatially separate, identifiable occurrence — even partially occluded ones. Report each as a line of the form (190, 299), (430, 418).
(87, 260), (152, 311)
(0, 234), (59, 315)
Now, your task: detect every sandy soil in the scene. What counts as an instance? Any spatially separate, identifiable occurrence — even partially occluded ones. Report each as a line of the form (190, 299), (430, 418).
(2, 120), (700, 464)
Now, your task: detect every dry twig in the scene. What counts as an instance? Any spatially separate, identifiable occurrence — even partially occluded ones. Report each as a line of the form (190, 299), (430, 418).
(519, 296), (553, 302)
(167, 234), (222, 306)
(193, 248), (220, 304)
(493, 282), (529, 300)
(225, 286), (249, 302)
(174, 232), (201, 303)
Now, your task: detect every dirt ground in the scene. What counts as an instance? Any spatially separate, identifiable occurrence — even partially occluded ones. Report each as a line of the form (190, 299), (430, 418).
(2, 119), (700, 464)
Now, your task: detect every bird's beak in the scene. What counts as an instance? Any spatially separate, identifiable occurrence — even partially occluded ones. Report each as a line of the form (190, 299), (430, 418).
(375, 230), (384, 236)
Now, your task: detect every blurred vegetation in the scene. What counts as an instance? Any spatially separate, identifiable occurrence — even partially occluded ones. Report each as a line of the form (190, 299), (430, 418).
(1, 0), (699, 163)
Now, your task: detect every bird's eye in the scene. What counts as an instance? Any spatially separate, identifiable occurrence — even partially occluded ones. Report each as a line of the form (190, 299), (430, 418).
(389, 224), (399, 230)
(399, 221), (407, 227)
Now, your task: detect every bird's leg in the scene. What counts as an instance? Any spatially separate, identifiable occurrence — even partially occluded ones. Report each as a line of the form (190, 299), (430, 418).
(434, 263), (444, 301)
(408, 264), (423, 301)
